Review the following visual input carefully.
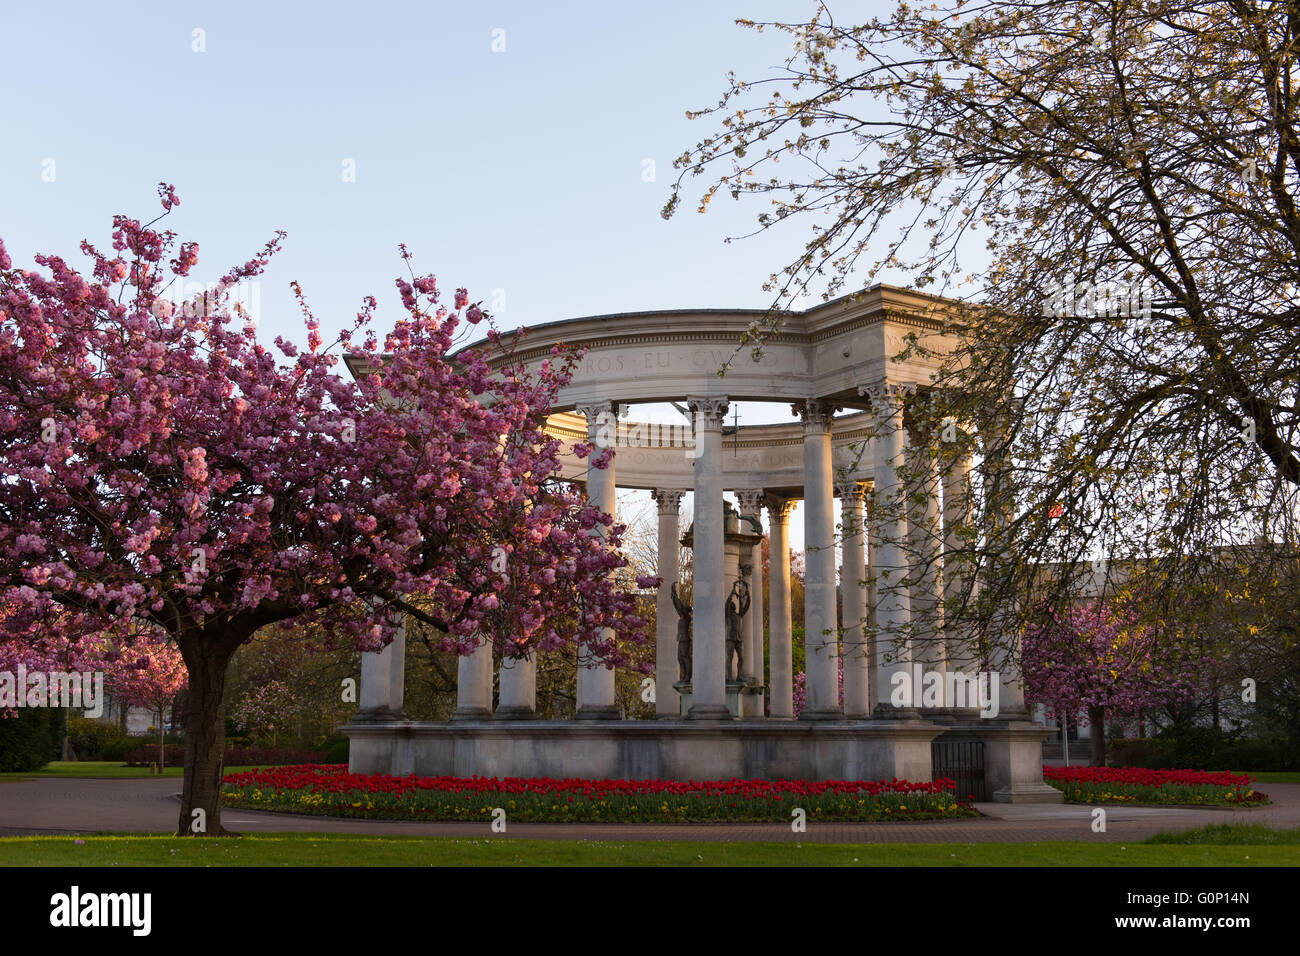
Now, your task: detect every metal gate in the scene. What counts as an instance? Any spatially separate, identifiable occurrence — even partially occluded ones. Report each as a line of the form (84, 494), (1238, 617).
(931, 739), (987, 802)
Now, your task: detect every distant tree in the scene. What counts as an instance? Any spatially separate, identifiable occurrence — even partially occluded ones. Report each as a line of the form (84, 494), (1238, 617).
(1022, 597), (1202, 765)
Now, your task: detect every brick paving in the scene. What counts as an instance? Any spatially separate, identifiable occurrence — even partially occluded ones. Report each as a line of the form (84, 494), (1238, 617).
(2, 776), (1297, 843)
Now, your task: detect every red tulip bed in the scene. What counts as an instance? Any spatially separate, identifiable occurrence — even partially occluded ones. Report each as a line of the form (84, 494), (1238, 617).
(1043, 766), (1267, 806)
(221, 765), (978, 823)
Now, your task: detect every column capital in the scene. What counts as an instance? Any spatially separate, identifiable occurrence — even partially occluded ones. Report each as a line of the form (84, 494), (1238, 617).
(575, 400), (618, 447)
(734, 488), (765, 516)
(793, 398), (839, 432)
(686, 395), (730, 430)
(652, 488), (686, 514)
(858, 380), (916, 407)
(835, 479), (867, 504)
(574, 399), (615, 422)
(765, 494), (796, 522)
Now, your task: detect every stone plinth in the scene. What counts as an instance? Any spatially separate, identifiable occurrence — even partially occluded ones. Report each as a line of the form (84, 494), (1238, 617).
(344, 718), (946, 782)
(938, 719), (1064, 803)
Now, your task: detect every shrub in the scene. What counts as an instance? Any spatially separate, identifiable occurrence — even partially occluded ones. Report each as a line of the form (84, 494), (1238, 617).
(322, 736), (349, 764)
(1111, 737), (1169, 768)
(66, 716), (130, 760)
(1205, 737), (1289, 772)
(0, 707), (66, 772)
(101, 733), (184, 763)
(1114, 729), (1295, 771)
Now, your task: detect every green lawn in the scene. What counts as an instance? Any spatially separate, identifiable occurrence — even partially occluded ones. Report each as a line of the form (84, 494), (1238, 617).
(0, 761), (258, 781)
(1146, 823), (1300, 845)
(1247, 771), (1300, 784)
(0, 832), (1296, 866)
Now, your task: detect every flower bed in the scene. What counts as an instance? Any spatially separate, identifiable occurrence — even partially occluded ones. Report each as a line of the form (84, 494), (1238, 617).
(221, 765), (977, 822)
(1043, 765), (1266, 806)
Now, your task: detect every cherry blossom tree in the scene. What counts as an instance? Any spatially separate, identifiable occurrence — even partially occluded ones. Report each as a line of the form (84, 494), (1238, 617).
(0, 186), (652, 834)
(1022, 598), (1201, 766)
(97, 628), (187, 770)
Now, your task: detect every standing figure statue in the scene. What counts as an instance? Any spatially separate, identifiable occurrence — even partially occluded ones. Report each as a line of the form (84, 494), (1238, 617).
(671, 582), (693, 683)
(724, 579), (750, 681)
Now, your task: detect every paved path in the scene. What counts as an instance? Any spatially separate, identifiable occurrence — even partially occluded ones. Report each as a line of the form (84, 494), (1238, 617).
(1, 776), (1297, 843)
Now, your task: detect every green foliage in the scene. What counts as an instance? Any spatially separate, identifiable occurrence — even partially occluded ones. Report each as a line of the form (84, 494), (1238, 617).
(98, 733), (183, 763)
(66, 717), (129, 760)
(1146, 824), (1300, 845)
(0, 707), (66, 772)
(1112, 729), (1297, 771)
(322, 736), (349, 763)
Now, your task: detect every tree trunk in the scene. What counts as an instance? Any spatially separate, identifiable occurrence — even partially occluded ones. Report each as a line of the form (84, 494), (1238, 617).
(158, 707), (165, 772)
(1088, 704), (1106, 767)
(178, 639), (239, 836)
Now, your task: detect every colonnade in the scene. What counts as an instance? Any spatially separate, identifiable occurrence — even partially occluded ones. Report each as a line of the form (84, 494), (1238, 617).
(357, 385), (1011, 723)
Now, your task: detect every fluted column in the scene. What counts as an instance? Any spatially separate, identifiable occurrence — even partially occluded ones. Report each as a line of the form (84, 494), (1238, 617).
(452, 635), (493, 720)
(838, 481), (870, 717)
(358, 604), (406, 719)
(687, 396), (731, 719)
(797, 398), (841, 719)
(735, 489), (766, 717)
(766, 495), (796, 718)
(575, 400), (619, 719)
(652, 488), (685, 717)
(861, 381), (918, 718)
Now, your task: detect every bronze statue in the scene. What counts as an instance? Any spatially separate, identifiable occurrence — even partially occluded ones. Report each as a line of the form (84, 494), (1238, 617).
(724, 579), (750, 681)
(671, 582), (692, 683)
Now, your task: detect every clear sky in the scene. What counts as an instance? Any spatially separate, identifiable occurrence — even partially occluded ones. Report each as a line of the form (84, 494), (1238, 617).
(0, 0), (910, 556)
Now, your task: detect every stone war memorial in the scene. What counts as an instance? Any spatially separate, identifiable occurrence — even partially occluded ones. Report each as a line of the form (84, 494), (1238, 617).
(343, 284), (1062, 802)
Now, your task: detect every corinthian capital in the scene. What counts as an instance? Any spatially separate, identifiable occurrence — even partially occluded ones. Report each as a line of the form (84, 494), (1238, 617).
(794, 398), (839, 432)
(686, 395), (729, 430)
(857, 380), (916, 406)
(652, 488), (686, 515)
(734, 488), (765, 516)
(836, 480), (866, 504)
(764, 494), (796, 521)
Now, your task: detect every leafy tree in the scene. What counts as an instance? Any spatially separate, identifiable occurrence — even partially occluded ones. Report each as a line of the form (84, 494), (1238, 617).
(664, 0), (1300, 670)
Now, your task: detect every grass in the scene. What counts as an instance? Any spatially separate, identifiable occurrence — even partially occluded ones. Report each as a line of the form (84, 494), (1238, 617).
(1145, 823), (1300, 845)
(0, 761), (257, 781)
(1246, 771), (1300, 784)
(0, 832), (1296, 866)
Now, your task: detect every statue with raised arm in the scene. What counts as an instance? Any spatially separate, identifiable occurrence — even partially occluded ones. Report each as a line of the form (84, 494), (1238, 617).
(671, 582), (692, 683)
(724, 579), (750, 681)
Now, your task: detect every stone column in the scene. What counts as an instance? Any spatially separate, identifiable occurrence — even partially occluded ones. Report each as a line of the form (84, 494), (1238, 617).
(861, 381), (918, 718)
(838, 481), (870, 718)
(574, 401), (620, 719)
(866, 487), (879, 713)
(452, 635), (493, 720)
(652, 488), (686, 717)
(496, 647), (536, 719)
(687, 396), (731, 719)
(906, 429), (946, 703)
(942, 443), (977, 682)
(736, 489), (766, 717)
(982, 402), (1028, 717)
(797, 398), (842, 719)
(357, 606), (406, 720)
(766, 495), (796, 718)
